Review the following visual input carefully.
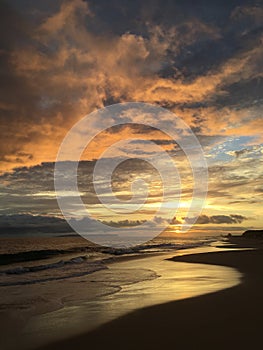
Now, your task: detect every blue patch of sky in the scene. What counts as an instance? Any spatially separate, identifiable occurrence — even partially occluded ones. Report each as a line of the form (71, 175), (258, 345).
(206, 136), (261, 164)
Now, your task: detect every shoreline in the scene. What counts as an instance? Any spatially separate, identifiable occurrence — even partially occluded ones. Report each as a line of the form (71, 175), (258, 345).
(0, 242), (225, 350)
(19, 245), (240, 350)
(35, 239), (263, 350)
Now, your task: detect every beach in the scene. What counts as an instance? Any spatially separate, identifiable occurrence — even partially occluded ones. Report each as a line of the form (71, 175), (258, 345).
(33, 238), (263, 350)
(0, 236), (227, 349)
(1, 236), (262, 350)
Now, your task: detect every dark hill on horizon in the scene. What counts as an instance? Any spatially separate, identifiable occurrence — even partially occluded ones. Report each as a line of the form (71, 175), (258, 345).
(242, 230), (263, 239)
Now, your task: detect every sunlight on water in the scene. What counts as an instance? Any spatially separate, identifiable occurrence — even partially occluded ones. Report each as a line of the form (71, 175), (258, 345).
(23, 249), (241, 349)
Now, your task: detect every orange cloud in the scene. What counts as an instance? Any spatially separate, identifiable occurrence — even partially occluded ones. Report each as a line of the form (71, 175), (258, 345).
(1, 0), (262, 173)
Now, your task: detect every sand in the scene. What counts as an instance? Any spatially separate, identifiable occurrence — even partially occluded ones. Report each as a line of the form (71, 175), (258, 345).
(33, 239), (263, 349)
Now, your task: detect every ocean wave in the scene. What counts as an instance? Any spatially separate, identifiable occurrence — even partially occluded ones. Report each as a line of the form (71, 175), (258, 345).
(0, 260), (107, 286)
(0, 256), (87, 275)
(0, 237), (218, 286)
(0, 239), (215, 265)
(0, 246), (95, 265)
(102, 241), (209, 255)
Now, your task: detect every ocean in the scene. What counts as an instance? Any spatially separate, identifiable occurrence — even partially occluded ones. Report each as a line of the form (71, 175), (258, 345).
(0, 234), (242, 349)
(0, 234), (218, 286)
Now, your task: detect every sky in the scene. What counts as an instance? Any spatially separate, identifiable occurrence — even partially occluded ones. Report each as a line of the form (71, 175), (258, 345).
(0, 0), (262, 236)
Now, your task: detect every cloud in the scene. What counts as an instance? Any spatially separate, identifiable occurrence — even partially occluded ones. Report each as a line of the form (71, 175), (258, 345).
(39, 0), (92, 35)
(0, 213), (113, 235)
(0, 0), (262, 172)
(0, 0), (262, 232)
(231, 5), (263, 25)
(227, 148), (250, 158)
(186, 214), (248, 225)
(0, 214), (72, 234)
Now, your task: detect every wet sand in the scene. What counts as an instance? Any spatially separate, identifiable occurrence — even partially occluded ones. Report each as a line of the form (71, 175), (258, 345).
(34, 239), (263, 350)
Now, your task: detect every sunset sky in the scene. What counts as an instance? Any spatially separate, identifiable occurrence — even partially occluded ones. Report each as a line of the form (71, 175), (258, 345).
(0, 0), (262, 236)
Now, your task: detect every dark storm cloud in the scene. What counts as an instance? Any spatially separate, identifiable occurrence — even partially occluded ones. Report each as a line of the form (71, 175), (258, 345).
(86, 0), (262, 84)
(0, 213), (72, 234)
(0, 3), (83, 168)
(0, 213), (108, 234)
(0, 2), (40, 163)
(85, 0), (254, 34)
(213, 76), (263, 109)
